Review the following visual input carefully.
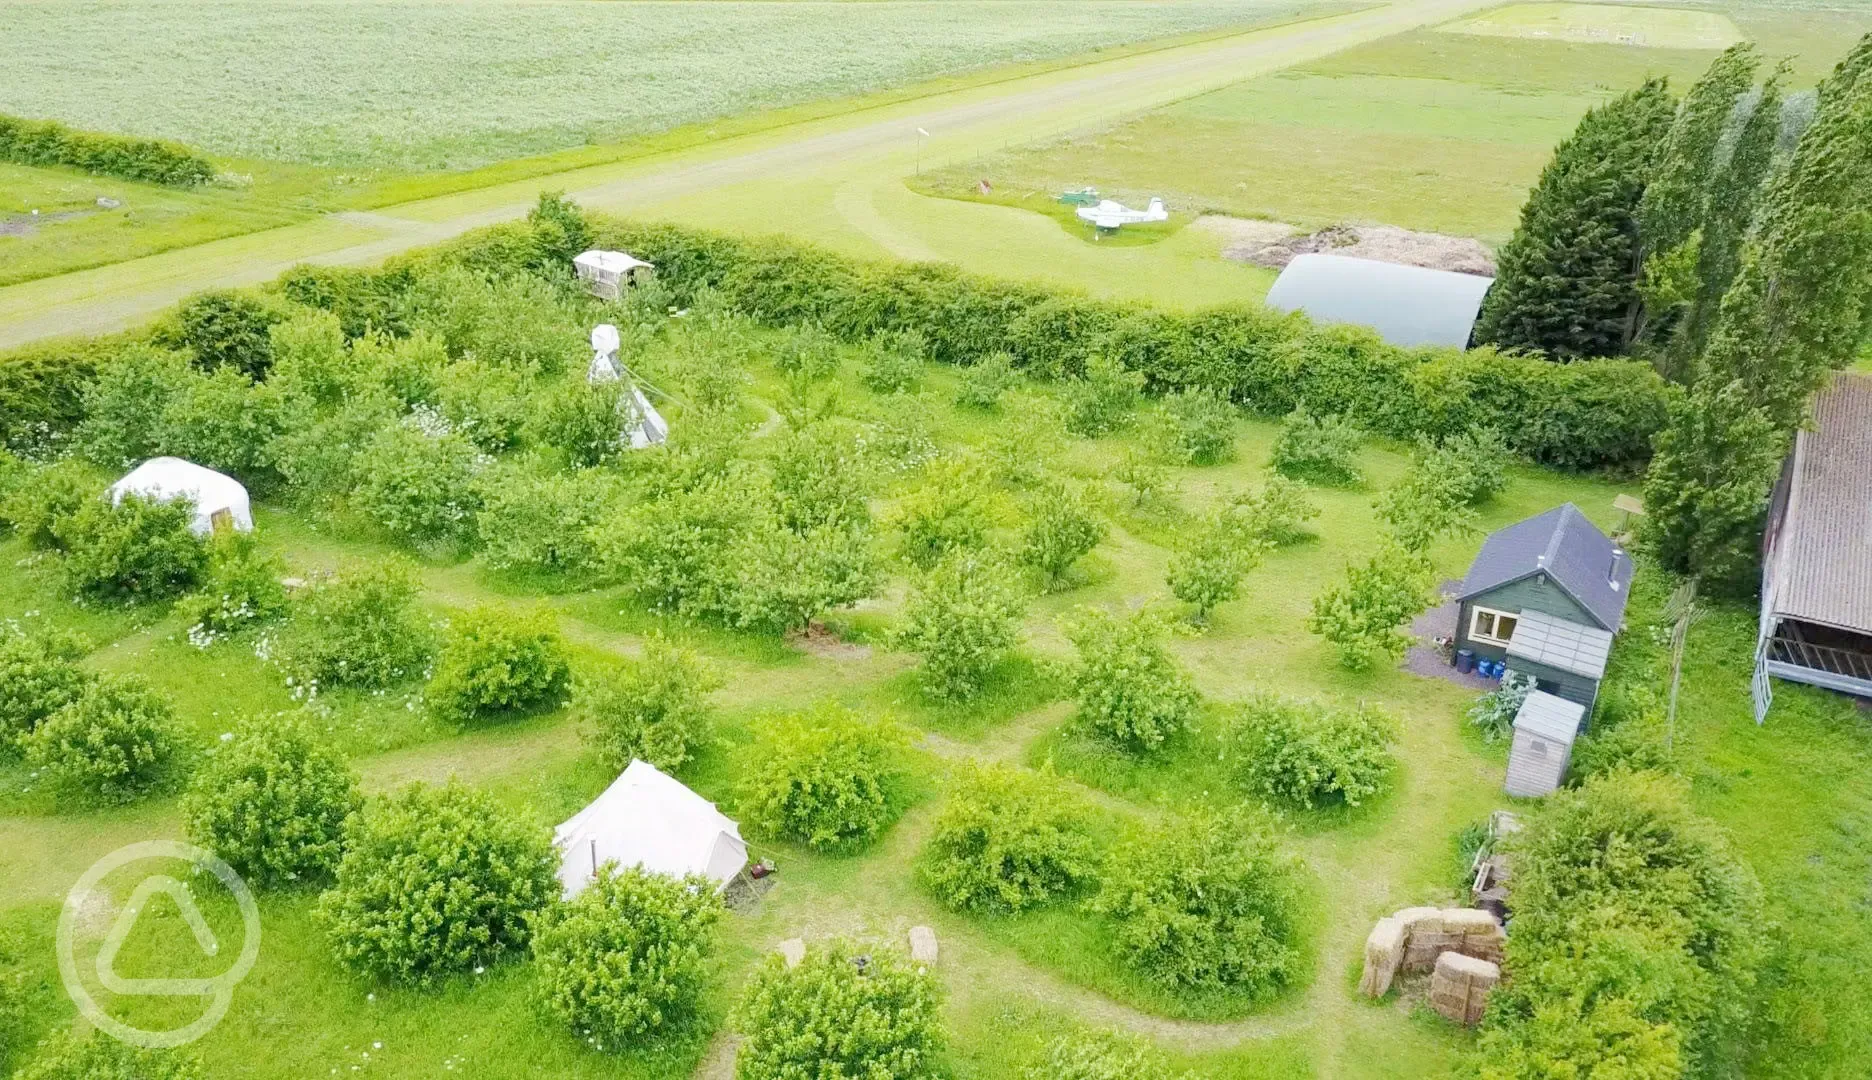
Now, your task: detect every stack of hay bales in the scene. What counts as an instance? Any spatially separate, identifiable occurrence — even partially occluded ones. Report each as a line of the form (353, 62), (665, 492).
(1430, 951), (1500, 1026)
(1358, 906), (1507, 1007)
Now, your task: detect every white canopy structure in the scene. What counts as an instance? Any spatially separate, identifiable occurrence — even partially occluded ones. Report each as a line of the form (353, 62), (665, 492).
(573, 249), (654, 300)
(1076, 197), (1168, 231)
(588, 322), (670, 449)
(588, 323), (622, 384)
(554, 760), (748, 897)
(107, 457), (252, 537)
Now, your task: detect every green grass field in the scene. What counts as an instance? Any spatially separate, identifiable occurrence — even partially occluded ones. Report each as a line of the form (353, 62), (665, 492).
(909, 4), (1870, 244)
(1439, 2), (1744, 49)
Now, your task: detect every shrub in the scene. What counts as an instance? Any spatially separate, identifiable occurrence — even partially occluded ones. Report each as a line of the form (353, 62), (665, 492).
(773, 323), (842, 381)
(733, 941), (944, 1080)
(0, 112), (213, 186)
(954, 351), (1018, 410)
(9, 1032), (201, 1080)
(159, 290), (287, 380)
(862, 328), (926, 393)
(427, 606), (571, 725)
(1166, 509), (1268, 625)
(1231, 475), (1319, 545)
(74, 344), (193, 468)
(890, 458), (999, 570)
(895, 553), (1026, 701)
(738, 702), (907, 852)
(318, 780), (558, 984)
(0, 458), (97, 551)
(1466, 670), (1535, 742)
(1227, 694), (1397, 810)
(1016, 480), (1104, 589)
(0, 624), (91, 751)
(276, 560), (434, 692)
(1156, 388), (1238, 465)
(179, 530), (288, 641)
(27, 674), (183, 802)
(922, 763), (1097, 913)
(531, 864), (723, 1047)
(1269, 406), (1361, 485)
(475, 461), (617, 576)
(1306, 545), (1433, 671)
(157, 367), (286, 489)
(59, 493), (209, 602)
(1063, 607), (1200, 752)
(0, 338), (109, 456)
(527, 379), (628, 468)
(1062, 355), (1144, 437)
(595, 472), (761, 615)
(1028, 1029), (1194, 1080)
(770, 421), (870, 531)
(1374, 431), (1509, 551)
(1423, 429), (1509, 506)
(1109, 447), (1177, 511)
(181, 714), (360, 888)
(353, 421), (483, 547)
(724, 519), (883, 634)
(1090, 810), (1302, 1000)
(981, 394), (1066, 488)
(576, 633), (721, 773)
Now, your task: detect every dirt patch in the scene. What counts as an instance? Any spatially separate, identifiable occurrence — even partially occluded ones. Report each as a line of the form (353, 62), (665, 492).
(1, 208), (99, 238)
(1199, 215), (1497, 276)
(785, 621), (872, 661)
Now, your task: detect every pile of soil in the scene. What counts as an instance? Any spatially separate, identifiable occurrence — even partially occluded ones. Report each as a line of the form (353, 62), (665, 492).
(1198, 216), (1497, 276)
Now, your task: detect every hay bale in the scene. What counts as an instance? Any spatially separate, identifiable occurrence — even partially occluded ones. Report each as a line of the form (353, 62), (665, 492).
(1430, 951), (1501, 1026)
(1396, 906), (1444, 934)
(1359, 917), (1406, 997)
(1443, 908), (1500, 934)
(909, 925), (939, 966)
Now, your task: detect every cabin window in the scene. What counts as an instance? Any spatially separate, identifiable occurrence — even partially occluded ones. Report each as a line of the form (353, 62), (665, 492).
(1471, 606), (1519, 646)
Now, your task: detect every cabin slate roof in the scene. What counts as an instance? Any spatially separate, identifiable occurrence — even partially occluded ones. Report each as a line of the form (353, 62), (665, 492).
(1766, 373), (1872, 633)
(1458, 503), (1632, 631)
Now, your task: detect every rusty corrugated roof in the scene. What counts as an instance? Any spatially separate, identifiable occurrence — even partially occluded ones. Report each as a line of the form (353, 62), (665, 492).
(1770, 373), (1872, 632)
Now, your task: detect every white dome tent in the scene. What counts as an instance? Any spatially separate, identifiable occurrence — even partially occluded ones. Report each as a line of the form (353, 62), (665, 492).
(107, 457), (253, 537)
(554, 760), (748, 897)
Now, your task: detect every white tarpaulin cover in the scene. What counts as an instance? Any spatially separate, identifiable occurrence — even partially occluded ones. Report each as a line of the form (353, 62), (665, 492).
(574, 250), (653, 277)
(588, 323), (622, 384)
(555, 760), (747, 896)
(107, 457), (253, 537)
(626, 387), (669, 449)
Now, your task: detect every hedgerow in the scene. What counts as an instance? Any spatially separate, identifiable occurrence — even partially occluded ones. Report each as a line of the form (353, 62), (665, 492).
(0, 113), (215, 186)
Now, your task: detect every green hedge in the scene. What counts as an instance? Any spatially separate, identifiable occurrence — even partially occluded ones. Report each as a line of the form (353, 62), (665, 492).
(0, 337), (122, 454)
(563, 220), (1672, 470)
(0, 114), (214, 187)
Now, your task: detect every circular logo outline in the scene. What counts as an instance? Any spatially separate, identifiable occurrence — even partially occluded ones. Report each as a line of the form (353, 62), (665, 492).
(57, 840), (261, 1048)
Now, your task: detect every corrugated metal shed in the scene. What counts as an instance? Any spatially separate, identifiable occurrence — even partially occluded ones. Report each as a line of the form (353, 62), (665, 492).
(1765, 372), (1872, 633)
(1459, 504), (1633, 631)
(1263, 253), (1494, 349)
(1513, 691), (1584, 743)
(1506, 610), (1613, 680)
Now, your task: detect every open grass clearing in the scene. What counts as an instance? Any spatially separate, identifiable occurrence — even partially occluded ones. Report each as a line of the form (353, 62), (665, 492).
(1438, 2), (1745, 49)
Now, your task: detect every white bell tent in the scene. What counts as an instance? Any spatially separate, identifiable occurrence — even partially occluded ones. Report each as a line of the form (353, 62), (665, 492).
(107, 457), (253, 537)
(587, 323), (670, 450)
(554, 760), (748, 897)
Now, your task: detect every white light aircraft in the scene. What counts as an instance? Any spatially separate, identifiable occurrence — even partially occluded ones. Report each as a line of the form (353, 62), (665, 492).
(1075, 197), (1168, 231)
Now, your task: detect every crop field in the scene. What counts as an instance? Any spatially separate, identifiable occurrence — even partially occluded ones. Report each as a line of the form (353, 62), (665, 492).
(1439, 2), (1744, 49)
(0, 0), (1329, 172)
(909, 3), (1869, 244)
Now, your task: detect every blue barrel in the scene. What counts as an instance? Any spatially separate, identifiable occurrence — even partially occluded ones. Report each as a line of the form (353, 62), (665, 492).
(1454, 648), (1475, 674)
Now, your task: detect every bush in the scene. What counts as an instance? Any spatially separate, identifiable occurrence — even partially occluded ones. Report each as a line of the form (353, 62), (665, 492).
(353, 421), (483, 547)
(0, 112), (215, 186)
(954, 351), (1018, 410)
(772, 323), (843, 381)
(59, 492), (209, 602)
(1090, 810), (1302, 1000)
(861, 328), (926, 393)
(179, 529), (288, 642)
(181, 714), (359, 888)
(1166, 509), (1268, 625)
(922, 763), (1097, 914)
(9, 1032), (201, 1080)
(1373, 431), (1509, 552)
(576, 633), (721, 773)
(476, 460), (617, 576)
(1062, 355), (1144, 437)
(158, 290), (287, 380)
(0, 624), (91, 751)
(1228, 694), (1397, 810)
(890, 458), (999, 570)
(1028, 1029), (1194, 1080)
(527, 379), (628, 468)
(1306, 545), (1433, 671)
(895, 553), (1026, 701)
(26, 674), (183, 802)
(1109, 447), (1177, 511)
(1230, 475), (1319, 545)
(318, 780), (558, 984)
(733, 941), (944, 1080)
(156, 367), (286, 490)
(738, 702), (907, 852)
(769, 421), (869, 532)
(531, 864), (723, 1048)
(1063, 607), (1200, 752)
(0, 458), (96, 551)
(74, 344), (192, 468)
(1269, 406), (1362, 485)
(276, 560), (434, 692)
(0, 338), (110, 456)
(1016, 480), (1104, 589)
(1466, 670), (1535, 742)
(1156, 388), (1238, 465)
(723, 519), (883, 634)
(427, 606), (571, 725)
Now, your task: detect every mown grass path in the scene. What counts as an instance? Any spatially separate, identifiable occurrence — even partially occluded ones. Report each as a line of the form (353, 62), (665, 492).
(0, 0), (1496, 348)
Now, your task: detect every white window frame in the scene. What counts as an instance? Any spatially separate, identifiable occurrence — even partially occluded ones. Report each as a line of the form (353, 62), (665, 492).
(1470, 605), (1520, 646)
